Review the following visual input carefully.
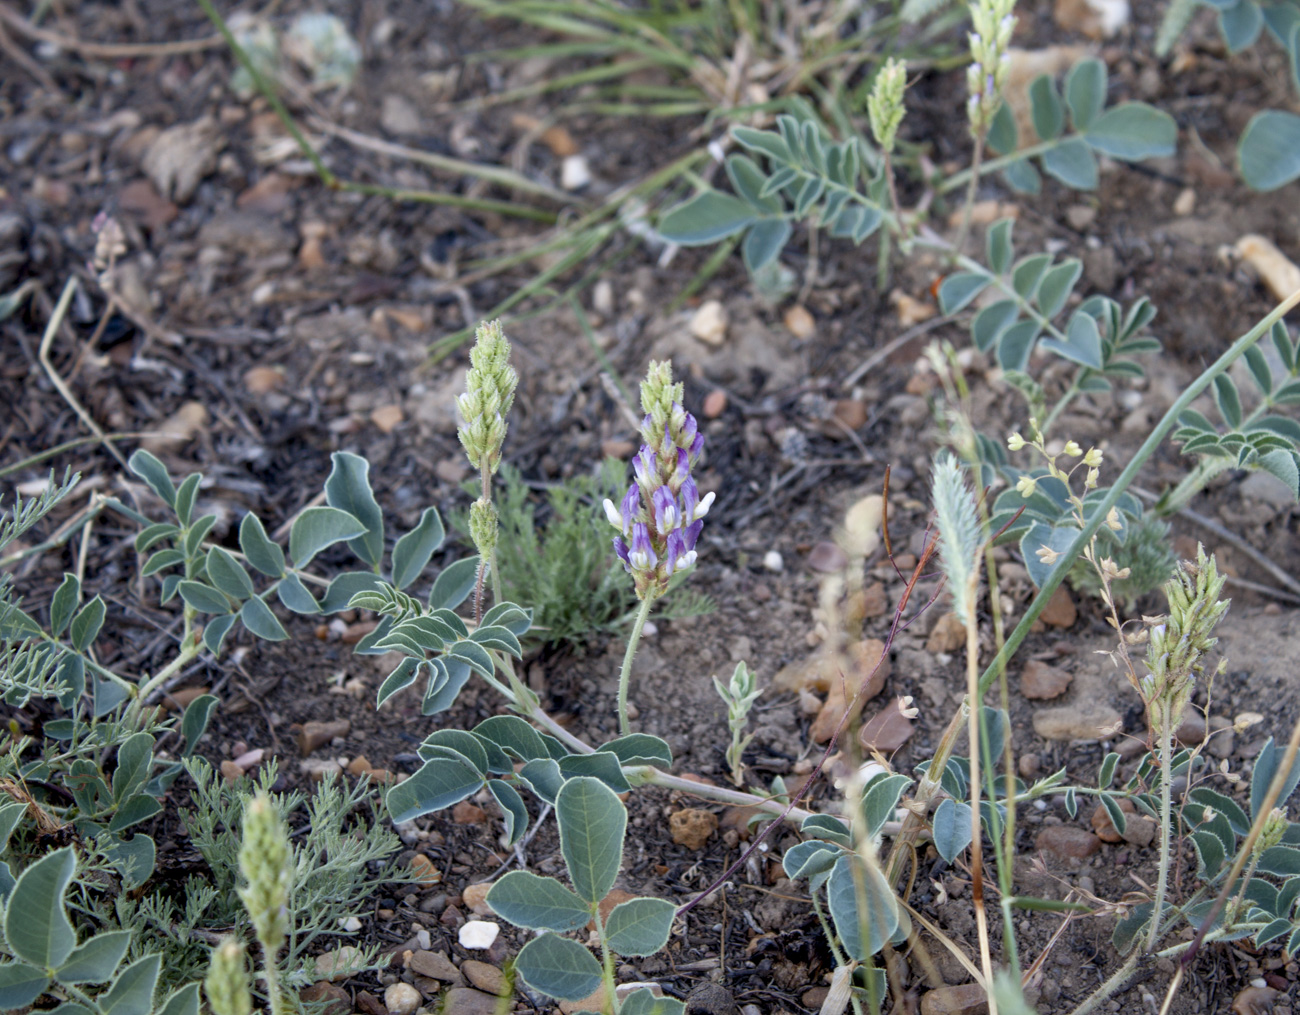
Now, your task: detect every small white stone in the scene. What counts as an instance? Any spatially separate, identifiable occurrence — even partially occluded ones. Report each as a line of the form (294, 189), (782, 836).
(592, 279), (614, 317)
(416, 928), (431, 951)
(338, 915), (362, 932)
(458, 920), (500, 950)
(384, 982), (421, 1015)
(641, 621), (658, 638)
(561, 155), (591, 191)
(762, 550), (784, 572)
(689, 300), (728, 346)
(394, 820), (419, 845)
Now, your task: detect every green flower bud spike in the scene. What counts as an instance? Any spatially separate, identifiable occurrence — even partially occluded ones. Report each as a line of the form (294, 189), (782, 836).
(238, 793), (291, 953)
(868, 58), (908, 155)
(1258, 808), (1289, 855)
(205, 937), (252, 1015)
(457, 319), (518, 476)
(237, 793), (292, 1015)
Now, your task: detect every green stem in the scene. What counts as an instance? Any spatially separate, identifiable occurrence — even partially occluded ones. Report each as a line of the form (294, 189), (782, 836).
(592, 902), (620, 1015)
(1068, 949), (1139, 1015)
(125, 607), (201, 729)
(261, 949), (286, 1015)
(954, 132), (985, 257)
(1148, 707), (1174, 952)
(938, 138), (1060, 194)
(1039, 372), (1084, 436)
(616, 596), (654, 736)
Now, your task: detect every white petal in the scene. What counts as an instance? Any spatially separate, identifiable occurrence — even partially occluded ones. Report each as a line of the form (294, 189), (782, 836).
(602, 499), (622, 528)
(694, 491), (715, 520)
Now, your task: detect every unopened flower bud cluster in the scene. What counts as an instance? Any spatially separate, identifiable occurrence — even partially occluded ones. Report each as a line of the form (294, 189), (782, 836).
(966, 0), (1017, 133)
(868, 58), (908, 154)
(602, 361), (714, 600)
(205, 938), (252, 1015)
(1140, 543), (1229, 727)
(457, 320), (518, 476)
(238, 793), (292, 954)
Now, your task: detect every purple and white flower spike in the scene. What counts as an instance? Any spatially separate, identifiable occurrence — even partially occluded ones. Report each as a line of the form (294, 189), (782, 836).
(601, 362), (713, 600)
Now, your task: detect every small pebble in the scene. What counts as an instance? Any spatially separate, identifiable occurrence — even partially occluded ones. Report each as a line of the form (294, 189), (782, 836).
(459, 920), (500, 950)
(384, 982), (421, 1015)
(762, 550), (784, 572)
(561, 155), (591, 190)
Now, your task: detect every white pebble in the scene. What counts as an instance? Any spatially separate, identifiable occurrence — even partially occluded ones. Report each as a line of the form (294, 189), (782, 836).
(458, 920), (500, 950)
(394, 820), (419, 845)
(763, 550), (784, 572)
(337, 916), (362, 932)
(561, 155), (591, 191)
(689, 300), (728, 346)
(641, 621), (658, 638)
(384, 983), (420, 1015)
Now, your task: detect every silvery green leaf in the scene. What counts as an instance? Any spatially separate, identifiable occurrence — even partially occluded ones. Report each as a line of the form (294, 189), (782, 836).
(1258, 450), (1300, 498)
(1244, 346), (1274, 396)
(135, 522), (178, 554)
(800, 814), (851, 845)
(599, 734), (672, 768)
(422, 656), (471, 716)
(1040, 311), (1102, 368)
(325, 452), (385, 567)
(128, 449), (175, 507)
(1021, 521), (1080, 587)
(1000, 157), (1042, 194)
(937, 272), (990, 315)
(202, 614), (237, 656)
(4, 846), (77, 968)
(862, 775), (910, 840)
(69, 596), (106, 652)
(557, 777), (626, 905)
(143, 549), (185, 576)
(1038, 260), (1084, 320)
(96, 952), (159, 1015)
(1065, 58), (1106, 131)
(1100, 794), (1127, 837)
(742, 219), (792, 274)
(108, 795), (162, 833)
(1252, 736), (1300, 818)
(1219, 0), (1264, 51)
(1098, 752), (1120, 790)
(519, 759), (565, 805)
(726, 155), (782, 213)
(621, 988), (685, 1015)
(57, 929), (132, 983)
(470, 624), (522, 657)
(0, 800), (26, 852)
(421, 730), (490, 775)
(276, 573), (321, 614)
(826, 855), (899, 961)
(1011, 254), (1052, 300)
(318, 571), (385, 612)
(239, 513), (285, 577)
(986, 100), (1018, 154)
(514, 933), (603, 1002)
(240, 597), (288, 641)
(428, 556), (480, 611)
(289, 507), (367, 567)
(489, 780), (528, 844)
(205, 547), (254, 601)
(1111, 900), (1152, 954)
(998, 320), (1041, 373)
(558, 752), (630, 793)
(480, 602), (532, 636)
(112, 732), (154, 802)
(487, 871), (590, 932)
(392, 507), (445, 590)
(931, 798), (973, 864)
(156, 983), (201, 1015)
(985, 218), (1014, 277)
(730, 126), (792, 163)
(971, 300), (1019, 354)
(173, 473), (201, 528)
(386, 757), (484, 823)
(1214, 374), (1244, 428)
(658, 192), (756, 245)
(474, 716), (549, 760)
(1084, 103), (1177, 161)
(1041, 137), (1100, 191)
(782, 840), (840, 880)
(180, 694), (219, 757)
(376, 657), (422, 708)
(183, 515), (218, 559)
(1029, 74), (1064, 140)
(604, 897), (677, 957)
(50, 573), (80, 637)
(0, 963), (49, 1009)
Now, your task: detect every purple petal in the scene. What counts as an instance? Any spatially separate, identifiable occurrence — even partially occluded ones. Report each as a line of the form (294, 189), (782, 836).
(679, 477), (699, 522)
(683, 519), (703, 552)
(689, 433), (704, 460)
(673, 447), (690, 486)
(679, 410), (698, 448)
(613, 537), (631, 572)
(664, 529), (686, 575)
(630, 522), (657, 570)
(652, 486), (679, 533)
(633, 446), (656, 489)
(619, 483), (641, 535)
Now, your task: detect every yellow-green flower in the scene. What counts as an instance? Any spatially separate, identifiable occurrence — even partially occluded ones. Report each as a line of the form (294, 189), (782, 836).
(1016, 475), (1037, 498)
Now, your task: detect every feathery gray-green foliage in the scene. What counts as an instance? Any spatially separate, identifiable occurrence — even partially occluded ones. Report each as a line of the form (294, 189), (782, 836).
(931, 455), (982, 624)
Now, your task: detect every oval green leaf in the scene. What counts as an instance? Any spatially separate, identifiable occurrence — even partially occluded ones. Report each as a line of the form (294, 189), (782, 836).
(556, 776), (627, 905)
(487, 870), (590, 932)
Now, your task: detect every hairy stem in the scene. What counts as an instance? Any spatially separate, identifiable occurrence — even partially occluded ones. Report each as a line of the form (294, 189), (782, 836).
(954, 132), (985, 256)
(125, 606), (200, 729)
(616, 596), (654, 736)
(1148, 707), (1174, 952)
(1069, 949), (1139, 1015)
